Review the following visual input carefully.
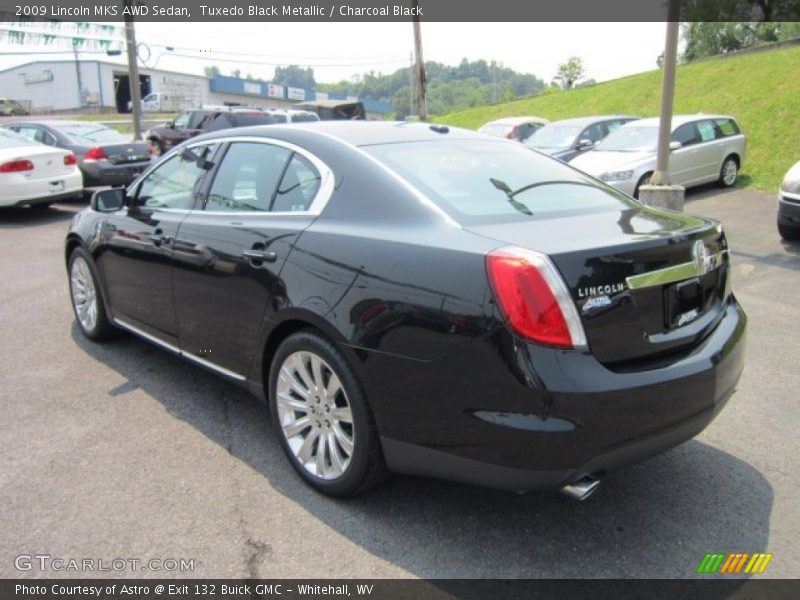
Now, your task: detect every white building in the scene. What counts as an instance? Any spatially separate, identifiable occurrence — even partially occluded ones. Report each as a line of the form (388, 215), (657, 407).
(0, 59), (392, 118)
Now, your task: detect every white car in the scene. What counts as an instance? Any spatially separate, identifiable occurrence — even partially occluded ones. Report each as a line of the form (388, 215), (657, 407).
(570, 115), (746, 198)
(478, 116), (549, 142)
(0, 128), (83, 208)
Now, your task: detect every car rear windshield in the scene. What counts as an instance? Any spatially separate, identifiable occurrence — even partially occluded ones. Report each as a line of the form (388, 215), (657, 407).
(363, 139), (636, 224)
(227, 113), (275, 127)
(61, 124), (127, 143)
(0, 128), (36, 148)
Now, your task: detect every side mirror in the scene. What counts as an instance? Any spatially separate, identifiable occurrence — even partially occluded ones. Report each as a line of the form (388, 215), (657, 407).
(577, 139), (594, 151)
(91, 188), (125, 212)
(669, 141), (682, 151)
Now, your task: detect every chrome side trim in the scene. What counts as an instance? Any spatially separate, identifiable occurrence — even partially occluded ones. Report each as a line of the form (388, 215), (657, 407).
(114, 318), (181, 354)
(133, 136), (335, 217)
(113, 318), (246, 381)
(181, 351), (247, 381)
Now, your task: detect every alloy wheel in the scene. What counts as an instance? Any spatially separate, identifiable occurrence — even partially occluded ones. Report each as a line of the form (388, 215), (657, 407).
(276, 350), (355, 480)
(70, 256), (98, 333)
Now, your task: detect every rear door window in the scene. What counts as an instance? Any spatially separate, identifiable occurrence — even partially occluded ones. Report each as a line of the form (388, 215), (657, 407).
(696, 120), (716, 143)
(205, 142), (292, 212)
(272, 154), (321, 212)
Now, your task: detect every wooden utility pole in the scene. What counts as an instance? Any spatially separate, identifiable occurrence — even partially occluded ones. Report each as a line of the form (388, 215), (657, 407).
(412, 1), (427, 120)
(124, 0), (143, 140)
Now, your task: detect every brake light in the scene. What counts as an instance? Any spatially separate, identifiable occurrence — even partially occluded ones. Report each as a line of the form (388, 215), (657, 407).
(63, 153), (77, 166)
(505, 127), (516, 139)
(0, 159), (34, 173)
(486, 247), (587, 349)
(84, 147), (107, 160)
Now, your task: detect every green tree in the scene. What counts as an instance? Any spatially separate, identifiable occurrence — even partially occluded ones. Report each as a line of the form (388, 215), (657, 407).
(274, 65), (316, 89)
(681, 21), (794, 61)
(203, 65), (221, 78)
(553, 57), (586, 90)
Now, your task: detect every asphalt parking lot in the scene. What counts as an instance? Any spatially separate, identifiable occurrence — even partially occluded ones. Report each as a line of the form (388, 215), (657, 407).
(1, 185), (798, 580)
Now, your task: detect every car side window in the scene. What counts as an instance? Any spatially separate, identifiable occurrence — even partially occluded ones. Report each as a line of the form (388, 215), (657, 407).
(16, 125), (44, 143)
(582, 122), (607, 143)
(205, 142), (292, 212)
(696, 120), (716, 143)
(272, 154), (322, 212)
(187, 111), (207, 129)
(135, 145), (216, 210)
(606, 120), (626, 134)
(672, 123), (700, 147)
(172, 112), (191, 129)
(714, 118), (740, 137)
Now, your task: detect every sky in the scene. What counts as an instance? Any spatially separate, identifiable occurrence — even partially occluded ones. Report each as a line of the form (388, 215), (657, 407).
(0, 22), (669, 86)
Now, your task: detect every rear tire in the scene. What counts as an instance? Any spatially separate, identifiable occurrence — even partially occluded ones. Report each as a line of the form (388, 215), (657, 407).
(68, 247), (118, 342)
(778, 222), (800, 241)
(718, 156), (739, 187)
(269, 330), (388, 496)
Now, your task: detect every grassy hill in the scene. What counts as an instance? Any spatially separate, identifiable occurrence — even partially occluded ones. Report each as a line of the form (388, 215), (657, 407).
(438, 45), (800, 191)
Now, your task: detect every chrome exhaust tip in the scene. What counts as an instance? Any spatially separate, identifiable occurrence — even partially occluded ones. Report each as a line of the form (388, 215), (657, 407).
(560, 476), (601, 501)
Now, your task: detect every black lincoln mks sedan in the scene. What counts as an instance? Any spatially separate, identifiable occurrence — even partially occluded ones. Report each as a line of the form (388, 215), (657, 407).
(65, 122), (746, 499)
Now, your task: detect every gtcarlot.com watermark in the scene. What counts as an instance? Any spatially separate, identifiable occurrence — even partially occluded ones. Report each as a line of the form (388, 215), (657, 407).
(14, 554), (195, 573)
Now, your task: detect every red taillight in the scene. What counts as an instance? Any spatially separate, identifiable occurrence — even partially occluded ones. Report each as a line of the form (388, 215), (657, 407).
(0, 159), (34, 173)
(148, 143), (158, 156)
(505, 127), (516, 139)
(486, 247), (587, 349)
(84, 147), (107, 160)
(63, 153), (77, 166)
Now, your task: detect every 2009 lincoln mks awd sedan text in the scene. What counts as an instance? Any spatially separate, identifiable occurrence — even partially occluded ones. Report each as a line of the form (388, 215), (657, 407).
(65, 122), (746, 499)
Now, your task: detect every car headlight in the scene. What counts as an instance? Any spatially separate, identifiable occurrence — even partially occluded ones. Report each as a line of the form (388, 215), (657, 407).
(780, 162), (800, 194)
(600, 170), (634, 182)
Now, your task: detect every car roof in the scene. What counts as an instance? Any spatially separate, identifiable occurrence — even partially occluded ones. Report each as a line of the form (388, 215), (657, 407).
(483, 116), (549, 126)
(23, 120), (109, 129)
(200, 120), (493, 146)
(542, 115), (640, 127)
(626, 114), (736, 128)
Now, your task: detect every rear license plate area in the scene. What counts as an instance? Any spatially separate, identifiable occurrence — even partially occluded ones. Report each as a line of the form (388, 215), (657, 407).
(49, 180), (65, 194)
(665, 277), (703, 329)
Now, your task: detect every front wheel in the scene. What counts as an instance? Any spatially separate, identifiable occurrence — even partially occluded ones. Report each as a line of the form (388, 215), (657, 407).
(718, 156), (739, 187)
(269, 331), (388, 496)
(68, 247), (117, 341)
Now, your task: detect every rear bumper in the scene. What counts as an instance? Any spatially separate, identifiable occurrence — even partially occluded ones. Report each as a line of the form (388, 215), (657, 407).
(0, 171), (83, 207)
(80, 160), (151, 187)
(364, 296), (746, 491)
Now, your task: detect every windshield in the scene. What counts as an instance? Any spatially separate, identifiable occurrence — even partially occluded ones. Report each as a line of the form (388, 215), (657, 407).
(363, 139), (634, 224)
(595, 125), (659, 152)
(61, 124), (127, 143)
(0, 128), (38, 148)
(525, 125), (583, 148)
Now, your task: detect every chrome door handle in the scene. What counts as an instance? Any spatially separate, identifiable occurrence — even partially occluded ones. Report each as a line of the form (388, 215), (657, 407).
(242, 249), (277, 264)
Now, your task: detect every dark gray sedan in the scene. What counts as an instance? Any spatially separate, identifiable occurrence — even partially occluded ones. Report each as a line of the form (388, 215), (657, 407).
(525, 115), (639, 162)
(3, 121), (153, 187)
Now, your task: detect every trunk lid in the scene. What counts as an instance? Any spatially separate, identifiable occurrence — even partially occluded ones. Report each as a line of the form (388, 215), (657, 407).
(21, 147), (75, 179)
(469, 205), (730, 367)
(94, 142), (152, 165)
